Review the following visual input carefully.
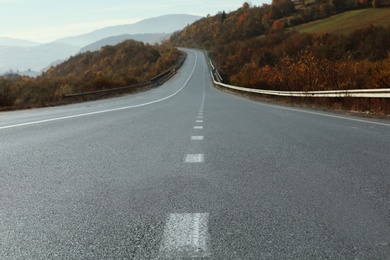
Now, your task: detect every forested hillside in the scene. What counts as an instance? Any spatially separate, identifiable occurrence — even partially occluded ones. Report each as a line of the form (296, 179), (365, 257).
(170, 2), (390, 113)
(0, 40), (182, 109)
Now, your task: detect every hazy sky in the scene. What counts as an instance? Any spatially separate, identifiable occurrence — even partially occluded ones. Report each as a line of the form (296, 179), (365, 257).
(0, 0), (268, 43)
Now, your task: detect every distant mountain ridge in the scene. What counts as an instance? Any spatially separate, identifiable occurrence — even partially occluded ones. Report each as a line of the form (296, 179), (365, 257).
(0, 37), (41, 47)
(0, 14), (202, 75)
(0, 43), (80, 75)
(55, 14), (202, 47)
(80, 33), (170, 53)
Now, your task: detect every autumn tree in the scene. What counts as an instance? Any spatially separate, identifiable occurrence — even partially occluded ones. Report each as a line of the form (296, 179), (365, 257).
(271, 20), (285, 33)
(271, 0), (296, 19)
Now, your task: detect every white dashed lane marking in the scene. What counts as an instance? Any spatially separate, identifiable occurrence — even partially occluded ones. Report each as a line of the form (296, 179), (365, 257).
(159, 213), (210, 258)
(191, 136), (204, 140)
(196, 120), (203, 123)
(185, 154), (204, 163)
(194, 126), (203, 129)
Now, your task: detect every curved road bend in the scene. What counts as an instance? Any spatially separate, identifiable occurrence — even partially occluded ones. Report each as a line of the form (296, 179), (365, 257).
(1, 49), (390, 259)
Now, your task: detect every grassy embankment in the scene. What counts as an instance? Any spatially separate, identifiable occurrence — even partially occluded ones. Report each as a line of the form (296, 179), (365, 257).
(295, 8), (390, 34)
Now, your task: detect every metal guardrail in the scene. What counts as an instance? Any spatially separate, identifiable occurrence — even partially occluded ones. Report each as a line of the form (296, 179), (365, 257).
(209, 60), (390, 98)
(150, 69), (172, 83)
(63, 71), (173, 99)
(63, 82), (155, 98)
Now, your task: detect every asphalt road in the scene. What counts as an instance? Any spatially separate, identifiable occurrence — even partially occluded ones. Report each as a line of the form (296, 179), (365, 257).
(1, 49), (390, 259)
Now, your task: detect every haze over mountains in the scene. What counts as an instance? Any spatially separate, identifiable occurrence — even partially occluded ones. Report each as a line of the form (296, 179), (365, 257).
(0, 37), (41, 47)
(0, 14), (201, 76)
(55, 14), (200, 46)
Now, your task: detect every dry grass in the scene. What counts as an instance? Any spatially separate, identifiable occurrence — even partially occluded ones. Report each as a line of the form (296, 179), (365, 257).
(294, 8), (390, 34)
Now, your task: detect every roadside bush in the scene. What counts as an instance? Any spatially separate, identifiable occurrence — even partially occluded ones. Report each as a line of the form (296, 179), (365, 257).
(0, 78), (14, 106)
(371, 55), (390, 88)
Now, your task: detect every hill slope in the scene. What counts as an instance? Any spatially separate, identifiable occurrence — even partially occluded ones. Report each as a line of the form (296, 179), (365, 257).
(0, 40), (182, 108)
(170, 5), (390, 113)
(295, 8), (390, 34)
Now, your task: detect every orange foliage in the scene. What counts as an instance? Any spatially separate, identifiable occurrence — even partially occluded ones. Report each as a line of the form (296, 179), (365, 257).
(371, 55), (390, 88)
(232, 48), (382, 92)
(238, 13), (250, 24)
(271, 20), (285, 32)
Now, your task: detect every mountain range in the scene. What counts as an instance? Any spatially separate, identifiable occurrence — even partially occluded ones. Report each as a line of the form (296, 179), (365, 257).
(0, 14), (201, 76)
(55, 14), (200, 46)
(0, 37), (41, 47)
